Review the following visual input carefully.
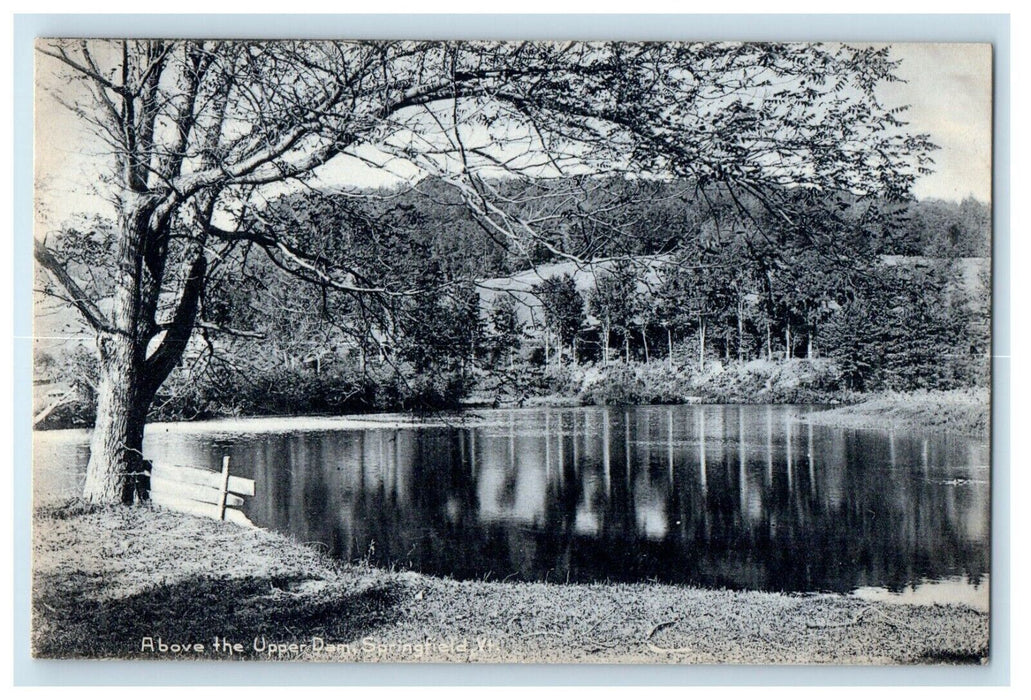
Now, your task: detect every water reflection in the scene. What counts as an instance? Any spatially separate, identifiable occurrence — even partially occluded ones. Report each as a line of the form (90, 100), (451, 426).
(40, 405), (990, 594)
(854, 575), (990, 612)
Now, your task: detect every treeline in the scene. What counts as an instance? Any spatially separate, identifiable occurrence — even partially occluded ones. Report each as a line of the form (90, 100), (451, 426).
(210, 176), (988, 285)
(356, 176), (991, 263)
(522, 254), (987, 393)
(35, 176), (990, 426)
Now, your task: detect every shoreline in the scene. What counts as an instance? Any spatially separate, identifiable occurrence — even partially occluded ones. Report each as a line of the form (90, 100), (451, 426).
(34, 387), (990, 438)
(802, 389), (989, 437)
(32, 500), (989, 663)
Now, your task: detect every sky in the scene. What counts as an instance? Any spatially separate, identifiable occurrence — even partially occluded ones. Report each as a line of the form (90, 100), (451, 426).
(303, 43), (995, 203)
(34, 41), (994, 233)
(879, 43), (992, 202)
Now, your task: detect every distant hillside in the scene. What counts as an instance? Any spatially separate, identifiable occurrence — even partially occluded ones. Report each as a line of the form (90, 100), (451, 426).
(880, 256), (989, 294)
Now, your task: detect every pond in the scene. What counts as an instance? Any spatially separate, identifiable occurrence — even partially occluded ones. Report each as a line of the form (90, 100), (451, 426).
(35, 404), (990, 601)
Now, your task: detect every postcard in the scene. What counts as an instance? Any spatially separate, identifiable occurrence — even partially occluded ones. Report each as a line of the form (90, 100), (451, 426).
(31, 38), (991, 663)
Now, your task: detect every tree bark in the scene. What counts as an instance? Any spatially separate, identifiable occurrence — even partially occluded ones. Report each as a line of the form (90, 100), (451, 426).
(81, 199), (154, 504)
(79, 200), (205, 504)
(641, 327), (649, 363)
(83, 331), (151, 503)
(666, 326), (673, 368)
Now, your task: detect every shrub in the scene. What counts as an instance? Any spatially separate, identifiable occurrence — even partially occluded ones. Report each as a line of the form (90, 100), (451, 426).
(580, 364), (645, 405)
(637, 363), (695, 404)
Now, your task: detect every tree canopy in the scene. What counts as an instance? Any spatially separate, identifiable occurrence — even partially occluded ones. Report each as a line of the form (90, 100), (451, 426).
(34, 39), (939, 503)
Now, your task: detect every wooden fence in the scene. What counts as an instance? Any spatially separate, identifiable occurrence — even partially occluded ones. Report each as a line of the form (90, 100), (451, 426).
(145, 456), (256, 527)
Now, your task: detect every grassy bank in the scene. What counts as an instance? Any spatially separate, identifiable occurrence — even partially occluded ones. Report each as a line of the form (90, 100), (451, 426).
(33, 501), (989, 664)
(804, 388), (989, 437)
(39, 356), (990, 431)
(490, 358), (853, 409)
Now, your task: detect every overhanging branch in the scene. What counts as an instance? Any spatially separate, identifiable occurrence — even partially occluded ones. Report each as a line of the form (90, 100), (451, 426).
(33, 238), (114, 334)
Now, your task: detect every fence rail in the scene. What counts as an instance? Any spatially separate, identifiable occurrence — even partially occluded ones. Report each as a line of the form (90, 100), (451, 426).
(145, 456), (256, 527)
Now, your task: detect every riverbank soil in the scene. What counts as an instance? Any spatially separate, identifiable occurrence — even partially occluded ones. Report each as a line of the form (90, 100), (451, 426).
(32, 501), (989, 663)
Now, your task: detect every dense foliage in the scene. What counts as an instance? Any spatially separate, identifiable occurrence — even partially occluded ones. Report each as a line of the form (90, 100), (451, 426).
(36, 178), (990, 427)
(32, 39), (961, 502)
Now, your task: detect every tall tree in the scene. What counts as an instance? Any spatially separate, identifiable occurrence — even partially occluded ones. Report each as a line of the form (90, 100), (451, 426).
(588, 261), (641, 363)
(822, 260), (971, 391)
(657, 240), (733, 370)
(35, 39), (933, 502)
(486, 295), (524, 370)
(533, 274), (585, 364)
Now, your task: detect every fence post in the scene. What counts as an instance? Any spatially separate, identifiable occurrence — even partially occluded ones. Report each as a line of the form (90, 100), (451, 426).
(216, 456), (231, 521)
(135, 459), (153, 504)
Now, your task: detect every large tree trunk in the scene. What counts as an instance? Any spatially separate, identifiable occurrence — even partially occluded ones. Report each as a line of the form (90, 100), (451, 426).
(83, 332), (151, 503)
(81, 200), (206, 504)
(82, 201), (155, 504)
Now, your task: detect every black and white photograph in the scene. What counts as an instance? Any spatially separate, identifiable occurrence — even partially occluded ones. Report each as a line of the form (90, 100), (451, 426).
(30, 36), (992, 664)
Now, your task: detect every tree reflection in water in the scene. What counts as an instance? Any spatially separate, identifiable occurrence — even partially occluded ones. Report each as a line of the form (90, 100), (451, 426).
(142, 405), (989, 594)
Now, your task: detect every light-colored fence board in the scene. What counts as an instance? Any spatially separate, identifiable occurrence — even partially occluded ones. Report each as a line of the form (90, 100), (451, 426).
(145, 456), (256, 527)
(150, 463), (255, 496)
(150, 476), (245, 508)
(150, 492), (254, 527)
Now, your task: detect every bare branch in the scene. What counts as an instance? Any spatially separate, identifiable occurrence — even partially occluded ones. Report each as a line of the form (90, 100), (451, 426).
(33, 238), (114, 334)
(145, 250), (207, 393)
(37, 43), (127, 95)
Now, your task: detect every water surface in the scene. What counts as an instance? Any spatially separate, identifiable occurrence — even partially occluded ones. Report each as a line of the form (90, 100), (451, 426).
(35, 404), (990, 598)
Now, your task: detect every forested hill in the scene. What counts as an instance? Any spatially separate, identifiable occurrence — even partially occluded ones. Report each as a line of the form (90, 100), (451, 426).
(35, 175), (990, 345)
(245, 176), (990, 288)
(34, 175), (991, 425)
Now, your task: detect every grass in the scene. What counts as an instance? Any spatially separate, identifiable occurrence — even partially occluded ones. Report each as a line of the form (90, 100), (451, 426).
(804, 388), (990, 437)
(32, 500), (989, 664)
(482, 358), (850, 409)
